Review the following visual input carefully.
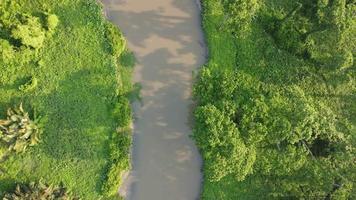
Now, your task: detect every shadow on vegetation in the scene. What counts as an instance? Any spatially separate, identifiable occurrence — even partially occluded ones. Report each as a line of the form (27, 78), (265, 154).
(40, 69), (115, 161)
(0, 178), (16, 196)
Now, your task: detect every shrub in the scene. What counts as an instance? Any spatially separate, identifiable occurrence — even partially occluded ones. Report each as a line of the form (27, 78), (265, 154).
(0, 39), (15, 63)
(18, 76), (38, 92)
(102, 131), (131, 196)
(194, 68), (238, 105)
(47, 14), (59, 32)
(105, 22), (126, 58)
(102, 96), (132, 196)
(11, 15), (46, 49)
(112, 97), (131, 127)
(274, 15), (310, 56)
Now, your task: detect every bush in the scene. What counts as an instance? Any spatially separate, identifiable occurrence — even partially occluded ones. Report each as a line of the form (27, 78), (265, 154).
(11, 15), (46, 49)
(194, 68), (238, 105)
(47, 14), (59, 32)
(112, 97), (131, 127)
(105, 22), (126, 58)
(274, 15), (310, 55)
(0, 39), (15, 63)
(102, 131), (131, 196)
(18, 76), (38, 92)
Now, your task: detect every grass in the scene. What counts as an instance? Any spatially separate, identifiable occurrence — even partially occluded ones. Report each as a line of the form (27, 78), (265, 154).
(199, 0), (355, 199)
(0, 0), (133, 199)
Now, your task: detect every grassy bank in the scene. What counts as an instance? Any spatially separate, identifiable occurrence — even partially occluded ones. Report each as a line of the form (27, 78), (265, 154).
(194, 0), (355, 199)
(0, 0), (133, 198)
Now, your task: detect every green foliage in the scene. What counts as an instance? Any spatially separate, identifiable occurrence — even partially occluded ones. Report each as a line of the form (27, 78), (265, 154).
(105, 22), (126, 58)
(331, 182), (353, 200)
(270, 0), (355, 68)
(11, 15), (46, 49)
(46, 14), (59, 32)
(0, 103), (42, 155)
(196, 0), (356, 199)
(221, 0), (261, 34)
(0, 39), (15, 63)
(2, 182), (77, 200)
(0, 0), (133, 199)
(119, 50), (135, 69)
(102, 131), (131, 197)
(102, 96), (132, 196)
(194, 104), (255, 181)
(18, 76), (38, 92)
(112, 97), (131, 128)
(194, 68), (238, 105)
(274, 11), (310, 55)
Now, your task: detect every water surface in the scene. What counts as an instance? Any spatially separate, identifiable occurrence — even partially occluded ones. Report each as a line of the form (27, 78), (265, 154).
(101, 1), (206, 199)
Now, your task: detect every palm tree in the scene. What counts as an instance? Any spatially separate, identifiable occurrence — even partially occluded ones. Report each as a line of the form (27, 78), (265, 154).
(0, 103), (42, 162)
(3, 182), (78, 200)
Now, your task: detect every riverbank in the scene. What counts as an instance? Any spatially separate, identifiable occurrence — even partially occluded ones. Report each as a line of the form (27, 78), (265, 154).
(0, 0), (132, 198)
(194, 0), (355, 199)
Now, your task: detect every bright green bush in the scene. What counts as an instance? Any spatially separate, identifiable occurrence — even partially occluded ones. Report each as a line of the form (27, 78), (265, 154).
(46, 14), (59, 32)
(112, 97), (132, 127)
(11, 15), (46, 49)
(0, 39), (15, 63)
(194, 68), (238, 105)
(274, 14), (310, 55)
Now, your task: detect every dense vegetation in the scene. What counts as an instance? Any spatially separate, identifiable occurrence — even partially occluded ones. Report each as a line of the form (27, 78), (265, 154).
(0, 0), (133, 199)
(194, 0), (355, 199)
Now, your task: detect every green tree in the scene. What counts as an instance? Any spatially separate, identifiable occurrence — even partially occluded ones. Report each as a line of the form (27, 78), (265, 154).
(193, 104), (255, 182)
(272, 0), (355, 68)
(194, 68), (238, 105)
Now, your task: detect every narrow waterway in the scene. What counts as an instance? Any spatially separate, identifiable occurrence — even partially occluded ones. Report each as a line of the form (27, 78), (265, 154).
(101, 0), (206, 200)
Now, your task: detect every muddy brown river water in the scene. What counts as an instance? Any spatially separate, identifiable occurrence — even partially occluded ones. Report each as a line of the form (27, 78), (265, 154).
(101, 0), (206, 199)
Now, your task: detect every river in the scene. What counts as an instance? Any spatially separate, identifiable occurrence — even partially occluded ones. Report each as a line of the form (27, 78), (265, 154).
(101, 0), (206, 199)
